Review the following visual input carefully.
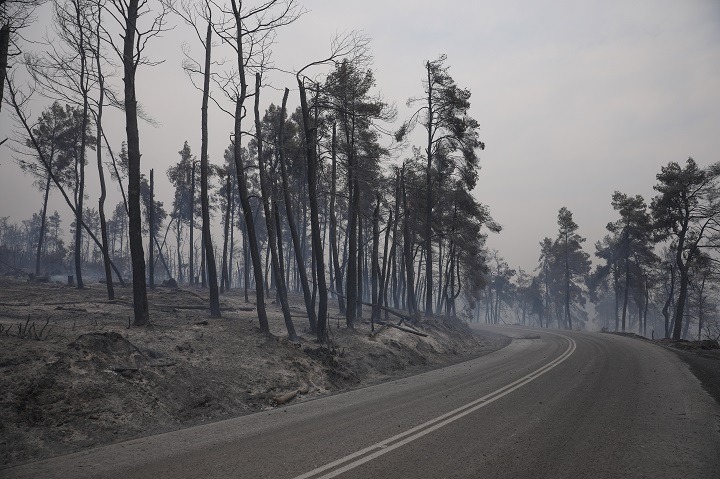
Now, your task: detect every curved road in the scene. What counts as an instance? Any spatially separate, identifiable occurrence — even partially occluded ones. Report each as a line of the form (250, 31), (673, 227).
(6, 326), (720, 478)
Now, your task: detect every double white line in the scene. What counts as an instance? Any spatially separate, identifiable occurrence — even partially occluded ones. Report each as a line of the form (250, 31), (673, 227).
(294, 333), (577, 479)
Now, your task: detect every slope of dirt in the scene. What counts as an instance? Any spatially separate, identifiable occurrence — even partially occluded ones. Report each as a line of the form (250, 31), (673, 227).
(0, 277), (509, 468)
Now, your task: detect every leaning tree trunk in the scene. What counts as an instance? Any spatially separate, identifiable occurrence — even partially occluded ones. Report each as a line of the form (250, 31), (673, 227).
(94, 23), (114, 299)
(230, 2), (269, 334)
(122, 0), (149, 325)
(7, 78), (126, 286)
(254, 74), (296, 341)
(199, 20), (220, 317)
(277, 88), (317, 332)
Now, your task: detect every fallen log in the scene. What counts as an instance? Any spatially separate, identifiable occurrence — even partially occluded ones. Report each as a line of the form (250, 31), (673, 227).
(326, 288), (416, 324)
(372, 320), (428, 337)
(152, 304), (252, 312)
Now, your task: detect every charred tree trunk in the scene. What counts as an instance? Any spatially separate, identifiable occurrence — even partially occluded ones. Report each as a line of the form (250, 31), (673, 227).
(36, 174), (52, 276)
(0, 23), (9, 112)
(380, 209), (392, 316)
(662, 265), (674, 338)
(221, 175), (231, 293)
(298, 78), (328, 341)
(277, 88), (316, 332)
(200, 20), (220, 317)
(122, 0), (148, 325)
(228, 181), (235, 289)
(148, 169), (155, 288)
(401, 167), (417, 315)
(424, 62), (433, 317)
(329, 123), (345, 314)
(189, 160), (196, 285)
(371, 196), (380, 321)
(357, 216), (363, 318)
(255, 74), (296, 340)
(94, 27), (114, 299)
(229, 0), (268, 333)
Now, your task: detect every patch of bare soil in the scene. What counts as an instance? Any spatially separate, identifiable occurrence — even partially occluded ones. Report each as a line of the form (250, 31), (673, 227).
(0, 277), (509, 468)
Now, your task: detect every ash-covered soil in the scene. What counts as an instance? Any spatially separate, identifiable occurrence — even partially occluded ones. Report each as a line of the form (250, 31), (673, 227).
(606, 331), (720, 406)
(0, 277), (509, 468)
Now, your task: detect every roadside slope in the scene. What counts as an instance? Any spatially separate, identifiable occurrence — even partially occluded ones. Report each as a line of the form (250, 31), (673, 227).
(0, 278), (509, 468)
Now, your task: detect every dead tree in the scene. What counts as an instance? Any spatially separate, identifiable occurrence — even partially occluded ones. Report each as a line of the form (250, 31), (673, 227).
(102, 0), (170, 325)
(277, 87), (317, 332)
(220, 0), (301, 334)
(254, 74), (297, 340)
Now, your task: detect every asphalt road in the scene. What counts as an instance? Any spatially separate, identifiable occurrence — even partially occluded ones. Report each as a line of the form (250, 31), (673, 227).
(6, 326), (720, 478)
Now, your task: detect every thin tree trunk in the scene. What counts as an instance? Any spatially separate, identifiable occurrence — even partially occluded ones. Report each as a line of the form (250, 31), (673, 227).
(200, 20), (220, 317)
(148, 169), (155, 288)
(0, 23), (9, 112)
(371, 196), (380, 322)
(329, 123), (345, 314)
(564, 233), (572, 330)
(401, 167), (417, 315)
(621, 235), (630, 332)
(298, 78), (328, 341)
(175, 219), (183, 284)
(228, 180), (235, 289)
(391, 172), (400, 309)
(221, 175), (231, 293)
(189, 161), (196, 284)
(380, 209), (392, 313)
(255, 74), (296, 340)
(36, 174), (52, 276)
(424, 61), (433, 317)
(435, 237), (443, 315)
(73, 0), (90, 290)
(674, 267), (690, 340)
(241, 216), (249, 302)
(277, 88), (317, 332)
(357, 216), (363, 318)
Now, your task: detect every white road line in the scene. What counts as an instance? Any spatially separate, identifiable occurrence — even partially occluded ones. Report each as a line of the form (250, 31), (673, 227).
(293, 333), (576, 479)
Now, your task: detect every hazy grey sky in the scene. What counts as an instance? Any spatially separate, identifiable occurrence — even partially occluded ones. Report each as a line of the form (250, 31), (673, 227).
(2, 0), (719, 272)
